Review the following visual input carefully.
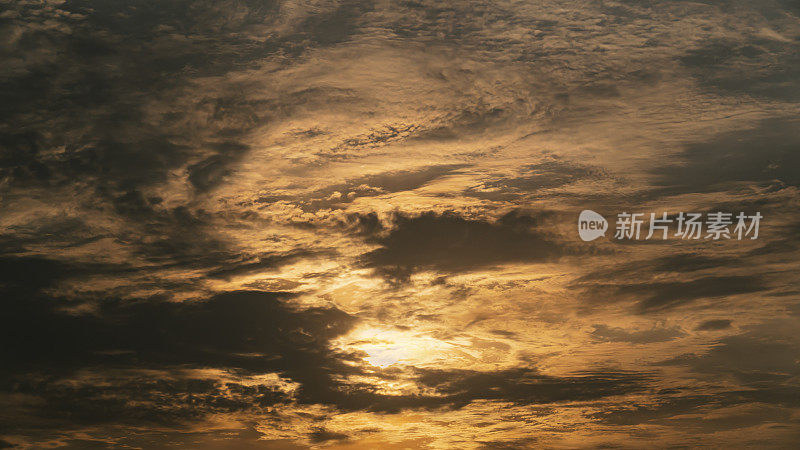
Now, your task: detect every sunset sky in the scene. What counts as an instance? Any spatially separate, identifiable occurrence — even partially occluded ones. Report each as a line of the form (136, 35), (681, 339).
(1, 0), (800, 448)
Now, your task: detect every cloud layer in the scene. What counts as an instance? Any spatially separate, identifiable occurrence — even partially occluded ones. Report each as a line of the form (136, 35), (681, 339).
(1, 0), (799, 448)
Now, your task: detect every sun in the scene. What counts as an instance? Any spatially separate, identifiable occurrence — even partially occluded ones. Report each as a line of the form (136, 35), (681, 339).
(334, 326), (461, 369)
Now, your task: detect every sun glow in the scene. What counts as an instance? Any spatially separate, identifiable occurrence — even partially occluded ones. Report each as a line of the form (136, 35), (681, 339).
(335, 326), (464, 369)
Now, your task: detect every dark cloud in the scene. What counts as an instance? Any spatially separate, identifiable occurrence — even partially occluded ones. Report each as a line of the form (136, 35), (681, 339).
(0, 0), (376, 204)
(654, 320), (800, 419)
(573, 253), (743, 285)
(5, 424), (290, 450)
(363, 210), (575, 278)
(332, 123), (421, 153)
(670, 328), (800, 382)
(3, 374), (288, 431)
(341, 211), (386, 237)
(746, 219), (800, 258)
(2, 269), (651, 432)
(300, 0), (372, 45)
(681, 38), (800, 101)
(414, 368), (649, 408)
(590, 324), (685, 344)
(0, 216), (106, 253)
(580, 275), (769, 313)
(412, 106), (519, 142)
(466, 158), (606, 200)
(309, 428), (349, 443)
(187, 142), (250, 193)
(0, 256), (138, 299)
(2, 288), (357, 374)
(477, 437), (540, 449)
(0, 285), (362, 432)
(206, 250), (320, 280)
(1, 0), (799, 446)
(292, 366), (649, 414)
(596, 325), (800, 434)
(651, 117), (800, 194)
(573, 253), (772, 313)
(695, 319), (732, 331)
(589, 390), (799, 437)
(119, 427), (287, 450)
(592, 393), (726, 426)
(256, 164), (469, 211)
(0, 256), (72, 296)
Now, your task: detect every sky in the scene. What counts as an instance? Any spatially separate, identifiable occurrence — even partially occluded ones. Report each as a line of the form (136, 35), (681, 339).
(1, 0), (799, 448)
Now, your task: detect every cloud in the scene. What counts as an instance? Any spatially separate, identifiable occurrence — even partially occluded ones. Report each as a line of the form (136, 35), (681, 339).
(256, 164), (469, 211)
(3, 288), (357, 372)
(187, 142), (250, 193)
(286, 366), (650, 414)
(0, 287), (362, 430)
(573, 253), (743, 283)
(5, 274), (649, 428)
(362, 210), (574, 278)
(465, 158), (607, 201)
(572, 254), (772, 313)
(651, 117), (800, 195)
(1, 0), (800, 446)
(414, 368), (649, 407)
(590, 324), (686, 344)
(668, 321), (800, 382)
(680, 37), (800, 101)
(695, 319), (732, 331)
(206, 250), (320, 280)
(581, 275), (769, 313)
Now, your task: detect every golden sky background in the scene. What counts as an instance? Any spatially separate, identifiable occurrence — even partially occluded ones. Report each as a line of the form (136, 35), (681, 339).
(1, 0), (799, 448)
